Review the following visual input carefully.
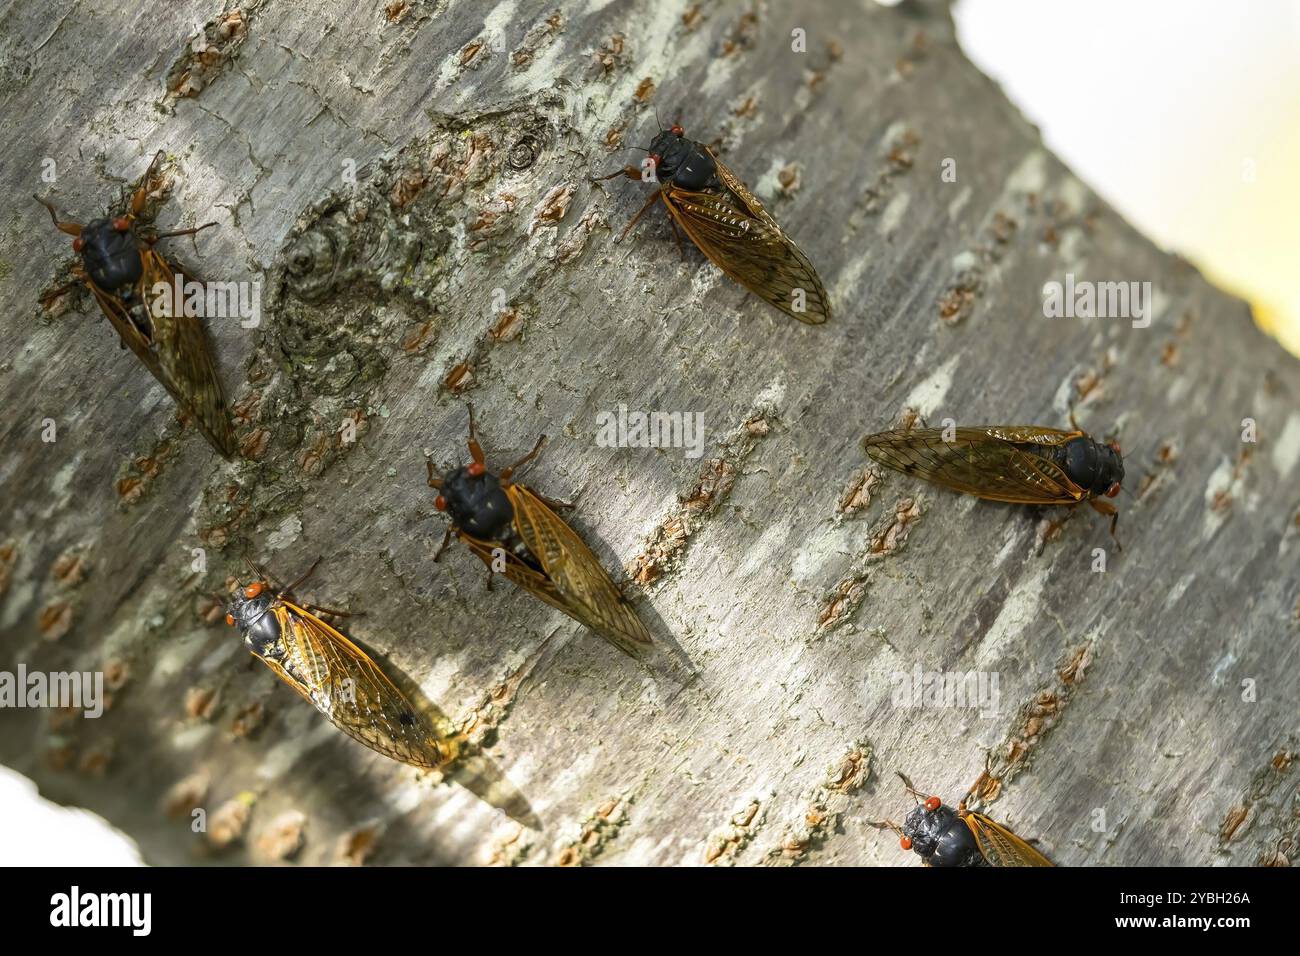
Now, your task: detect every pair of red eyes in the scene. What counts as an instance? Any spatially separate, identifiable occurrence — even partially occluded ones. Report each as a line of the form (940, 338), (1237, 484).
(70, 217), (130, 252)
(223, 582), (267, 626)
(647, 128), (684, 168)
(898, 796), (943, 849)
(433, 462), (486, 511)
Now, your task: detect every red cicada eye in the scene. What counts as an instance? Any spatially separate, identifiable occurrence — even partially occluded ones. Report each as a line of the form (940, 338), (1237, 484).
(111, 216), (130, 232)
(243, 582), (264, 599)
(1109, 441), (1122, 454)
(924, 796), (941, 813)
(648, 153), (661, 167)
(670, 124), (684, 136)
(72, 237), (85, 252)
(434, 495), (448, 512)
(1106, 482), (1121, 498)
(899, 836), (912, 850)
(224, 612), (235, 626)
(467, 461), (485, 478)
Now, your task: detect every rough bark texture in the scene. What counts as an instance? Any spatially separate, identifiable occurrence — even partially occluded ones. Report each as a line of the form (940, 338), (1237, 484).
(1, 0), (1297, 867)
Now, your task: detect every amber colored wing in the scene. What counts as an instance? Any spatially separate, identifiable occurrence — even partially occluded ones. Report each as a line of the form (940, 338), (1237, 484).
(138, 249), (237, 457)
(964, 812), (1054, 867)
(86, 252), (236, 458)
(460, 533), (570, 618)
(862, 426), (1086, 505)
(662, 151), (830, 324)
(257, 602), (458, 770)
(494, 484), (653, 657)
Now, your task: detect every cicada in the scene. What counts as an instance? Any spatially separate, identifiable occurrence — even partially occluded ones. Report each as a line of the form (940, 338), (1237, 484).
(869, 771), (1053, 867)
(595, 123), (830, 324)
(225, 563), (460, 770)
(426, 408), (653, 658)
(36, 151), (237, 458)
(862, 422), (1124, 540)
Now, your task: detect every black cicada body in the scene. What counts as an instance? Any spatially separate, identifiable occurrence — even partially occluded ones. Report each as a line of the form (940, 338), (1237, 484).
(863, 423), (1125, 541)
(225, 574), (459, 771)
(427, 408), (653, 659)
(36, 151), (237, 458)
(596, 123), (830, 324)
(870, 772), (1053, 867)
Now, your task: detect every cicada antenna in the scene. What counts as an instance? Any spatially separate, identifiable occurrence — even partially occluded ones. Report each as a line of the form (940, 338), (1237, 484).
(866, 818), (904, 837)
(1118, 435), (1158, 496)
(895, 771), (926, 804)
(240, 550), (285, 594)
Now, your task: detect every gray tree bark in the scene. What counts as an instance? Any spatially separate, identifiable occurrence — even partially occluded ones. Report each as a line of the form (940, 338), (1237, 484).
(1, 0), (1297, 866)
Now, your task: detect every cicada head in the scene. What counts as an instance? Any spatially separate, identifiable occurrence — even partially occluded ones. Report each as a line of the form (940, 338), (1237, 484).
(78, 216), (145, 298)
(901, 796), (957, 858)
(437, 464), (514, 540)
(645, 126), (715, 190)
(1103, 440), (1125, 497)
(225, 581), (281, 657)
(1062, 436), (1127, 498)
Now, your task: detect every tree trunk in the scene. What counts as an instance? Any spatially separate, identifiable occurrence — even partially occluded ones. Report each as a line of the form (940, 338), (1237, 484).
(2, 0), (1297, 867)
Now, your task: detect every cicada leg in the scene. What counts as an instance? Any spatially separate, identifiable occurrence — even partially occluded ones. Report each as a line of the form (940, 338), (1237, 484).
(615, 189), (663, 242)
(146, 221), (217, 245)
(431, 526), (455, 562)
(499, 435), (546, 482)
(296, 601), (354, 620)
(590, 164), (642, 183)
(35, 196), (82, 237)
(1088, 497), (1121, 550)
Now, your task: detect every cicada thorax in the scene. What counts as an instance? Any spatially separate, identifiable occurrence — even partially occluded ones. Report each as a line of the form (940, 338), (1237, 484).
(1060, 436), (1125, 498)
(439, 465), (515, 541)
(78, 216), (146, 294)
(437, 462), (549, 568)
(76, 216), (158, 336)
(225, 582), (283, 659)
(901, 799), (987, 868)
(647, 128), (720, 192)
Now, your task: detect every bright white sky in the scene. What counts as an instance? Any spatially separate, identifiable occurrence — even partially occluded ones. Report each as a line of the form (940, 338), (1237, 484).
(953, 0), (1300, 356)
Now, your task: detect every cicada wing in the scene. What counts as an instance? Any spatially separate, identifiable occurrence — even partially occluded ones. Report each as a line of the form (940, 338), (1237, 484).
(862, 426), (1085, 505)
(504, 484), (653, 657)
(87, 282), (167, 380)
(460, 533), (573, 616)
(140, 249), (238, 458)
(662, 152), (830, 324)
(264, 602), (458, 770)
(964, 812), (1054, 867)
